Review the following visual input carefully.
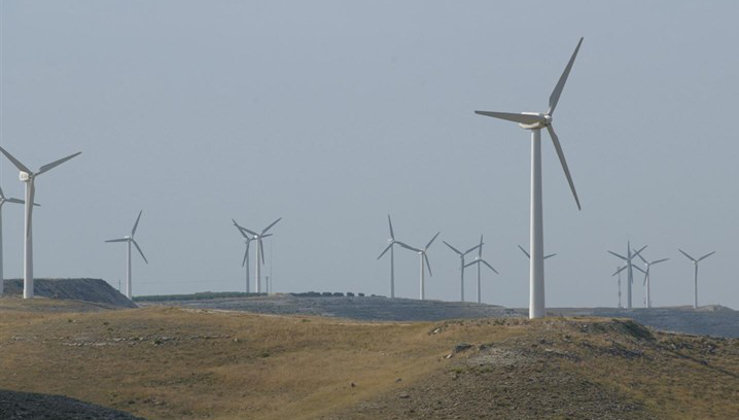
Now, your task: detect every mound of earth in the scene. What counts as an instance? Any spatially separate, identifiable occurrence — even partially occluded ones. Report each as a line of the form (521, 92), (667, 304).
(3, 278), (136, 308)
(0, 389), (142, 419)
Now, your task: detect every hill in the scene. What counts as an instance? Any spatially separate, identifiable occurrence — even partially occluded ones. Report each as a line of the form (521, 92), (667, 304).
(0, 300), (736, 419)
(2, 278), (136, 308)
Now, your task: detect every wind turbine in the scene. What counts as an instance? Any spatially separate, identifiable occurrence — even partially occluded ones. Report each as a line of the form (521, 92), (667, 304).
(464, 234), (499, 304)
(0, 186), (34, 296)
(635, 252), (669, 308)
(236, 218), (281, 293)
(443, 239), (481, 302)
(475, 38), (584, 318)
(0, 146), (81, 299)
(105, 210), (148, 299)
(397, 232), (439, 300)
(377, 215), (400, 298)
(232, 219), (255, 293)
(612, 265), (625, 308)
(517, 245), (556, 260)
(678, 249), (715, 309)
(608, 242), (646, 309)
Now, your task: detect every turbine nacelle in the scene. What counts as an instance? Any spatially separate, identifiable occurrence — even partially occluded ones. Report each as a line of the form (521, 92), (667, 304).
(517, 113), (552, 130)
(19, 172), (31, 182)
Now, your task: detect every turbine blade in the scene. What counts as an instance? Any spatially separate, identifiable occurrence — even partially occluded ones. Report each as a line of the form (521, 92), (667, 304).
(377, 243), (393, 260)
(632, 265), (646, 275)
(546, 124), (580, 210)
(651, 258), (669, 265)
(544, 253), (557, 259)
(259, 239), (266, 264)
(464, 260), (478, 268)
(464, 244), (481, 255)
(6, 198), (24, 204)
(635, 252), (648, 264)
(633, 245), (647, 259)
(261, 233), (273, 239)
(481, 259), (499, 274)
(131, 210), (143, 236)
(424, 253), (432, 277)
(608, 250), (627, 261)
(0, 146), (32, 173)
(105, 238), (128, 243)
(133, 240), (148, 264)
(242, 246), (249, 267)
(643, 272), (648, 286)
(37, 151), (82, 175)
(612, 266), (627, 276)
(474, 111), (546, 125)
(243, 227), (259, 237)
(262, 217), (282, 235)
(678, 249), (696, 262)
(478, 234), (484, 256)
(425, 232), (440, 250)
(698, 251), (715, 262)
(233, 221), (249, 239)
(548, 37), (584, 115)
(0, 186), (4, 199)
(443, 241), (462, 255)
(518, 245), (530, 258)
(387, 214), (395, 240)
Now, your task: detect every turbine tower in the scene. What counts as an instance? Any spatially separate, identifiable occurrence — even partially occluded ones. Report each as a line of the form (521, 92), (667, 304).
(475, 38), (584, 318)
(377, 215), (400, 298)
(608, 242), (646, 309)
(443, 239), (481, 302)
(635, 252), (669, 308)
(0, 146), (81, 299)
(0, 186), (33, 296)
(105, 210), (149, 299)
(464, 234), (499, 304)
(232, 219), (255, 293)
(678, 249), (715, 309)
(236, 218), (281, 293)
(397, 232), (439, 300)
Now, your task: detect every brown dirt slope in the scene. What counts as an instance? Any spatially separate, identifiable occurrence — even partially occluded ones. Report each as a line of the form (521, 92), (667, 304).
(0, 300), (736, 419)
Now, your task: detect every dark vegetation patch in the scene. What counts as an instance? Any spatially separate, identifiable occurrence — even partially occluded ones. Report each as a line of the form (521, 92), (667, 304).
(0, 389), (143, 420)
(3, 278), (135, 308)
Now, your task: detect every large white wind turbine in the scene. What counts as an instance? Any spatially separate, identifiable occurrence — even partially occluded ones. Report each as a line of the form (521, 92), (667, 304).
(0, 186), (34, 296)
(377, 215), (400, 298)
(475, 38), (584, 319)
(464, 235), (499, 304)
(397, 232), (439, 300)
(608, 242), (646, 309)
(443, 239), (481, 302)
(678, 249), (715, 309)
(635, 252), (669, 308)
(0, 146), (81, 299)
(232, 219), (255, 293)
(105, 210), (148, 299)
(237, 218), (281, 293)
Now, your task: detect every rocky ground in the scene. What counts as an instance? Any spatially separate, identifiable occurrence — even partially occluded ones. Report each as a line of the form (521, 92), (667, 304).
(0, 390), (143, 420)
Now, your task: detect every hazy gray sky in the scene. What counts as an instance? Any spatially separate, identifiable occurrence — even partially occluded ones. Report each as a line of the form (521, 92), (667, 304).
(1, 1), (738, 309)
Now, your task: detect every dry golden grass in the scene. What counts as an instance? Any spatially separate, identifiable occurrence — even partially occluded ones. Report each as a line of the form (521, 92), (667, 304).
(0, 298), (737, 419)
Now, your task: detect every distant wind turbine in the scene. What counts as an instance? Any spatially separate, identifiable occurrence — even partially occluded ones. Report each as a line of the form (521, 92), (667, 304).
(377, 215), (400, 298)
(635, 252), (669, 308)
(518, 245), (556, 260)
(678, 249), (715, 309)
(475, 38), (584, 318)
(397, 232), (439, 300)
(105, 210), (149, 299)
(0, 186), (35, 296)
(464, 235), (499, 304)
(608, 242), (646, 309)
(443, 239), (481, 302)
(232, 219), (257, 293)
(236, 218), (281, 293)
(0, 146), (81, 299)
(611, 265), (625, 308)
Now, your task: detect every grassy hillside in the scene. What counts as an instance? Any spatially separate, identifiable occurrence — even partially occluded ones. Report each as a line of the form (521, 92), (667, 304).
(0, 298), (736, 419)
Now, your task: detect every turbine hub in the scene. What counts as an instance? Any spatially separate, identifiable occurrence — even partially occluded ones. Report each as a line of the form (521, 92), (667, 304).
(19, 171), (31, 182)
